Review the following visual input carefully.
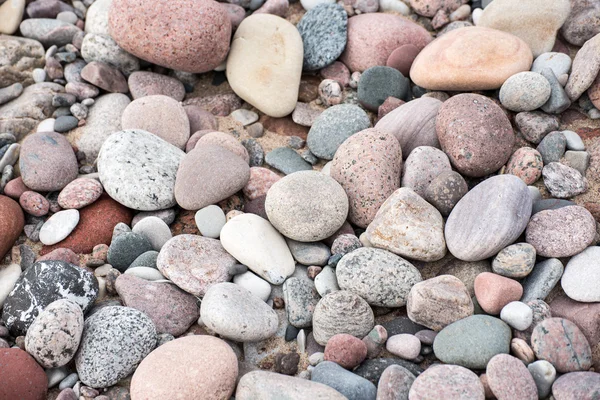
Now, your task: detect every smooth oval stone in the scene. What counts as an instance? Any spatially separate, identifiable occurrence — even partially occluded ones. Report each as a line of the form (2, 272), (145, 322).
(423, 170), (468, 217)
(311, 361), (377, 400)
(409, 365), (485, 400)
(75, 306), (156, 388)
(486, 354), (538, 400)
(565, 33), (600, 101)
(500, 301), (533, 331)
(474, 272), (523, 315)
(128, 71), (185, 101)
(19, 131), (78, 192)
(131, 335), (238, 399)
(227, 14), (302, 117)
(81, 33), (140, 76)
(401, 146), (451, 197)
(376, 364), (415, 400)
(358, 66), (409, 112)
(19, 18), (81, 47)
(220, 213), (295, 284)
(526, 206), (596, 258)
(307, 104), (371, 161)
(365, 188), (446, 262)
(505, 147), (543, 185)
(445, 174), (532, 261)
(107, 232), (153, 272)
(331, 129), (401, 228)
(109, 0), (231, 73)
(339, 13), (432, 72)
(238, 370), (346, 399)
(297, 3), (347, 71)
(283, 276), (320, 328)
(98, 129), (185, 211)
(313, 290), (374, 345)
(527, 360), (556, 399)
(551, 372), (600, 400)
(131, 216), (171, 251)
(500, 71), (552, 112)
(0, 264), (21, 309)
(336, 247), (422, 307)
(265, 170), (348, 242)
(195, 131), (250, 163)
(433, 315), (512, 369)
(492, 243), (536, 278)
(85, 0), (111, 35)
(561, 246), (600, 303)
(521, 259), (564, 303)
(128, 251), (158, 269)
(436, 93), (515, 177)
(194, 205), (226, 239)
(386, 44), (420, 76)
(39, 209), (80, 246)
(531, 317), (592, 373)
(233, 271), (271, 302)
(174, 144), (250, 211)
(57, 178), (103, 209)
(156, 234), (236, 297)
(286, 239), (330, 266)
(411, 26), (533, 91)
(121, 95), (190, 149)
(1, 260), (98, 336)
(0, 348), (47, 400)
(24, 299), (83, 368)
(200, 282), (278, 342)
(0, 196), (24, 260)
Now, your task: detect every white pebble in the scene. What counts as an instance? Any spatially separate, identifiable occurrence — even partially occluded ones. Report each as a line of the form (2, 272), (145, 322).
(472, 8), (483, 25)
(230, 109), (259, 127)
(308, 352), (324, 366)
(124, 267), (165, 281)
(45, 366), (70, 388)
(500, 301), (533, 331)
(37, 118), (55, 132)
(386, 334), (421, 360)
(132, 216), (172, 251)
(194, 205), (226, 239)
(379, 0), (409, 15)
(314, 266), (339, 297)
(562, 130), (585, 151)
(39, 209), (80, 246)
(32, 68), (47, 83)
(0, 264), (22, 309)
(321, 161), (332, 176)
(233, 271), (271, 302)
(56, 11), (78, 24)
(297, 328), (306, 353)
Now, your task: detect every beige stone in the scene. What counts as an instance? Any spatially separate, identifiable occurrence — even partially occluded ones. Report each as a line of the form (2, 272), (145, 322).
(478, 0), (570, 57)
(410, 27), (533, 91)
(0, 0), (25, 35)
(226, 14), (303, 118)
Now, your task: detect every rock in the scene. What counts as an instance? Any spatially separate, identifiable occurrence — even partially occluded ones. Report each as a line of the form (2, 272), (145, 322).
(20, 190), (49, 216)
(540, 68), (571, 114)
(282, 276), (320, 328)
(313, 290), (374, 345)
(39, 209), (80, 246)
(307, 104), (370, 161)
(297, 3), (347, 71)
(505, 147), (543, 185)
(358, 66), (409, 112)
(386, 334), (421, 360)
(0, 0), (25, 35)
(80, 61), (128, 93)
(542, 162), (587, 198)
(386, 44), (420, 77)
(97, 129), (185, 211)
(551, 294), (600, 349)
(312, 361), (377, 400)
(81, 33), (140, 76)
(552, 372), (600, 400)
(19, 131), (78, 192)
(340, 13), (432, 72)
(561, 246), (600, 302)
(0, 348), (47, 400)
(406, 275), (473, 331)
(85, 0), (111, 35)
(354, 358), (423, 384)
(436, 93), (514, 177)
(128, 71), (185, 101)
(57, 178), (103, 210)
(0, 195), (24, 260)
(265, 147), (313, 175)
(531, 317), (592, 373)
(401, 146), (451, 197)
(0, 35), (45, 89)
(227, 14), (301, 117)
(324, 333), (367, 369)
(107, 232), (153, 272)
(129, 251), (158, 269)
(78, 93), (131, 163)
(500, 301), (533, 330)
(423, 171), (468, 217)
(0, 82), (23, 106)
(486, 354), (537, 400)
(521, 259), (564, 302)
(410, 27), (532, 91)
(314, 266), (340, 297)
(376, 365), (415, 400)
(233, 271), (271, 302)
(24, 299), (83, 368)
(515, 111), (559, 144)
(527, 360), (556, 399)
(75, 306), (156, 388)
(561, 0), (600, 46)
(526, 206), (596, 257)
(220, 213), (295, 284)
(2, 261), (98, 336)
(445, 175), (532, 261)
(286, 239), (330, 266)
(531, 52), (572, 76)
(19, 18), (81, 47)
(492, 243), (536, 278)
(439, 258), (492, 297)
(195, 132), (250, 163)
(194, 205), (226, 239)
(537, 131), (566, 164)
(474, 272), (523, 315)
(499, 71), (551, 111)
(131, 216), (171, 251)
(433, 315), (511, 369)
(200, 282), (278, 342)
(237, 370), (346, 399)
(566, 32), (600, 101)
(109, 0), (230, 73)
(0, 264), (21, 308)
(156, 234), (236, 296)
(330, 129), (401, 228)
(115, 274), (198, 336)
(336, 247), (421, 307)
(409, 364), (484, 400)
(365, 188), (446, 262)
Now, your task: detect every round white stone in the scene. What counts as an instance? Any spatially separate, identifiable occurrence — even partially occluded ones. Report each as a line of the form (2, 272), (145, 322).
(500, 301), (533, 330)
(233, 271), (271, 302)
(132, 216), (172, 251)
(37, 118), (55, 132)
(39, 209), (80, 246)
(124, 267), (165, 281)
(0, 264), (21, 308)
(194, 205), (226, 239)
(561, 246), (600, 302)
(314, 266), (339, 297)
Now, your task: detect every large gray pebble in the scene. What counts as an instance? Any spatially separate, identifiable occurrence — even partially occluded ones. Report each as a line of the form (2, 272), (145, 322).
(521, 259), (564, 302)
(286, 239), (331, 266)
(81, 33), (140, 75)
(499, 72), (551, 112)
(283, 277), (320, 328)
(312, 361), (377, 400)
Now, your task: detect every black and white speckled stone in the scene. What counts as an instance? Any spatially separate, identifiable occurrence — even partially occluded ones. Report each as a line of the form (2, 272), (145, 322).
(97, 129), (185, 211)
(75, 306), (157, 388)
(107, 232), (153, 272)
(297, 4), (348, 71)
(1, 261), (98, 336)
(282, 277), (320, 328)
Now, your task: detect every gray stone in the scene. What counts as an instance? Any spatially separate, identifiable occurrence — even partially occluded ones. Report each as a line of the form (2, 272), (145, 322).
(314, 266), (339, 297)
(128, 251), (158, 269)
(492, 243), (536, 278)
(514, 111), (559, 144)
(84, 0), (111, 35)
(81, 33), (140, 76)
(312, 361), (377, 400)
(0, 35), (45, 88)
(536, 130), (566, 164)
(563, 150), (590, 176)
(353, 358), (423, 385)
(401, 146), (451, 197)
(542, 162), (587, 198)
(531, 52), (572, 76)
(53, 115), (78, 132)
(194, 205), (226, 239)
(521, 258), (564, 302)
(527, 360), (556, 399)
(297, 3), (347, 71)
(562, 130), (585, 151)
(499, 71), (551, 112)
(64, 58), (86, 83)
(423, 170), (468, 217)
(307, 104), (371, 160)
(19, 18), (81, 47)
(283, 277), (320, 328)
(241, 138), (264, 167)
(0, 82), (23, 106)
(132, 208), (177, 227)
(75, 306), (156, 388)
(265, 147), (313, 175)
(358, 66), (409, 112)
(336, 247), (422, 307)
(433, 315), (511, 369)
(376, 364), (415, 400)
(131, 216), (172, 251)
(97, 129), (185, 211)
(107, 232), (153, 272)
(540, 68), (571, 114)
(532, 198), (576, 215)
(286, 239), (331, 266)
(561, 246), (600, 302)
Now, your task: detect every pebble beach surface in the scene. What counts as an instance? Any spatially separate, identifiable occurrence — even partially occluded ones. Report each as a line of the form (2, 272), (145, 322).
(1, 0), (600, 399)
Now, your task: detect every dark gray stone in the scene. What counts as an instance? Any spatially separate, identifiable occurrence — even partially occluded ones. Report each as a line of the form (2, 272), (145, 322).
(353, 358), (423, 384)
(297, 4), (347, 71)
(241, 138), (264, 167)
(282, 277), (320, 328)
(128, 250), (159, 270)
(381, 317), (426, 337)
(312, 361), (377, 400)
(0, 83), (23, 106)
(265, 147), (312, 175)
(540, 68), (571, 114)
(54, 115), (79, 133)
(537, 131), (566, 164)
(358, 66), (409, 112)
(107, 232), (153, 272)
(532, 198), (576, 215)
(521, 258), (564, 302)
(19, 18), (82, 47)
(424, 170), (468, 217)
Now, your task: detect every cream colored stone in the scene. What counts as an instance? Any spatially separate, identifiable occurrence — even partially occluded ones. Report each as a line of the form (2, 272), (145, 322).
(226, 14), (303, 118)
(0, 0), (25, 35)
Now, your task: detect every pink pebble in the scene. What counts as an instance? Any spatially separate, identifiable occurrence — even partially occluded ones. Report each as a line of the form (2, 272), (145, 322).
(19, 191), (50, 217)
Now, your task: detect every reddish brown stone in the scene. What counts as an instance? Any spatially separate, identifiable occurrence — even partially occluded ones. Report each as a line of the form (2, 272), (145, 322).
(0, 195), (24, 260)
(183, 94), (242, 116)
(80, 61), (128, 93)
(386, 44), (420, 76)
(170, 209), (200, 236)
(321, 62), (351, 87)
(377, 97), (405, 120)
(37, 248), (80, 266)
(298, 75), (321, 103)
(19, 191), (49, 217)
(244, 195), (267, 220)
(550, 294), (600, 347)
(324, 333), (368, 369)
(474, 272), (523, 315)
(260, 115), (309, 140)
(184, 105), (218, 134)
(40, 194), (132, 255)
(3, 177), (29, 200)
(0, 348), (47, 400)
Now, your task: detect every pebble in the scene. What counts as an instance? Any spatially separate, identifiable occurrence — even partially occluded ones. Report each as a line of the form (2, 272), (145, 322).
(2, 260), (98, 336)
(97, 129), (185, 211)
(474, 272), (523, 315)
(312, 290), (374, 345)
(358, 66), (408, 111)
(445, 174), (532, 261)
(505, 147), (543, 185)
(553, 371), (600, 399)
(366, 188), (446, 262)
(433, 315), (511, 369)
(24, 299), (83, 368)
(81, 33), (140, 76)
(314, 266), (339, 297)
(401, 146), (452, 197)
(53, 115), (78, 133)
(408, 364), (485, 400)
(537, 131), (566, 164)
(311, 361), (377, 400)
(423, 170), (468, 217)
(39, 209), (80, 246)
(283, 277), (320, 328)
(307, 104), (371, 160)
(386, 334), (421, 360)
(297, 3), (347, 71)
(406, 275), (473, 331)
(565, 33), (600, 101)
(561, 246), (600, 302)
(540, 68), (571, 114)
(19, 190), (49, 216)
(57, 178), (103, 209)
(563, 150), (590, 175)
(233, 271), (271, 302)
(265, 147), (313, 175)
(192, 205), (225, 239)
(107, 232), (153, 272)
(75, 306), (156, 388)
(200, 282), (278, 342)
(0, 348), (48, 400)
(318, 79), (342, 106)
(0, 264), (21, 308)
(323, 333), (367, 369)
(131, 216), (171, 251)
(376, 365), (415, 400)
(237, 370), (346, 399)
(265, 170), (348, 241)
(531, 52), (572, 76)
(336, 247), (422, 307)
(243, 167), (281, 200)
(518, 112), (561, 144)
(521, 258), (564, 302)
(58, 372), (78, 390)
(542, 162), (588, 198)
(486, 354), (538, 400)
(19, 18), (81, 47)
(499, 71), (551, 112)
(492, 243), (536, 278)
(128, 71), (185, 101)
(500, 301), (533, 330)
(128, 251), (158, 269)
(527, 360), (556, 399)
(286, 239), (330, 266)
(531, 317), (592, 373)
